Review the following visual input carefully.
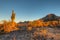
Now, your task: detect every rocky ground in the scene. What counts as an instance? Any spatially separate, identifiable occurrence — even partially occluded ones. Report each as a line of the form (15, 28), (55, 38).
(0, 27), (60, 40)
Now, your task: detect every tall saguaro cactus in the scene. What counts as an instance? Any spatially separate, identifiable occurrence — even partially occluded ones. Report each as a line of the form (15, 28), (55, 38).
(11, 10), (15, 22)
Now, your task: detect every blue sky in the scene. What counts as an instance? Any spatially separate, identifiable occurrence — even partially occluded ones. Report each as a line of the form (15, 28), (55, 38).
(0, 0), (60, 22)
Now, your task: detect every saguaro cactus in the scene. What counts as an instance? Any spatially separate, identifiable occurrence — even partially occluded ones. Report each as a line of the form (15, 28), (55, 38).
(11, 10), (15, 22)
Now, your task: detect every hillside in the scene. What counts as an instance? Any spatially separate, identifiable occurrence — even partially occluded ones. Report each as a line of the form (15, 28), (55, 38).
(41, 14), (60, 21)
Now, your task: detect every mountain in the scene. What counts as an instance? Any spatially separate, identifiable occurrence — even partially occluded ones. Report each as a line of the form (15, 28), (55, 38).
(41, 14), (60, 21)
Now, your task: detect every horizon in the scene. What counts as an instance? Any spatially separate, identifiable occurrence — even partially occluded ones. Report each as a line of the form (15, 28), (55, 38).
(0, 12), (59, 23)
(0, 0), (60, 22)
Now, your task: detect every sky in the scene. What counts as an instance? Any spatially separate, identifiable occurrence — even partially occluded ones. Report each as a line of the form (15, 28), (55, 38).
(0, 0), (60, 22)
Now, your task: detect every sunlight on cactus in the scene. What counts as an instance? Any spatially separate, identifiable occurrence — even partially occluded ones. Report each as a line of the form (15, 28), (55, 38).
(2, 10), (19, 33)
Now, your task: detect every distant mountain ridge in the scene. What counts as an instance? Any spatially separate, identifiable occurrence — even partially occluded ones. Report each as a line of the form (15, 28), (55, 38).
(18, 14), (60, 23)
(40, 14), (60, 21)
